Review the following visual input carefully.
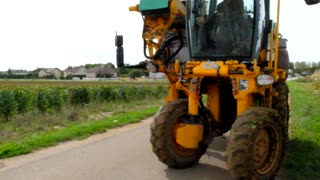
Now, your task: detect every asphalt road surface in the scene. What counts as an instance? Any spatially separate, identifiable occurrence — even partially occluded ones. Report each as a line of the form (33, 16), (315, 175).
(0, 118), (233, 180)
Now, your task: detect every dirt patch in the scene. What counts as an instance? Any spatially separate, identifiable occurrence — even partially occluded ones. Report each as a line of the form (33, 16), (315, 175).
(88, 112), (113, 121)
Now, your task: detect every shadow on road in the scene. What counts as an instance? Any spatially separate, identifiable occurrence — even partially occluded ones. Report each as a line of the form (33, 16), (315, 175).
(206, 134), (227, 161)
(165, 135), (232, 180)
(165, 163), (232, 180)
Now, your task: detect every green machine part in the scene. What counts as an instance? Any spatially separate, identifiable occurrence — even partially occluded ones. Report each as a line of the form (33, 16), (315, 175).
(139, 0), (169, 11)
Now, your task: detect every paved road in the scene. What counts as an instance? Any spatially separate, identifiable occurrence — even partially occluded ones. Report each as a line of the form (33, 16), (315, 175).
(0, 118), (232, 180)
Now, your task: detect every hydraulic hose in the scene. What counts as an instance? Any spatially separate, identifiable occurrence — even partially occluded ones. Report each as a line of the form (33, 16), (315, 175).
(143, 35), (184, 65)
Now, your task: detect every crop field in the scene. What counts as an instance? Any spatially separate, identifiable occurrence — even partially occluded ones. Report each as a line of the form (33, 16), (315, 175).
(0, 80), (168, 157)
(0, 79), (167, 88)
(0, 80), (168, 120)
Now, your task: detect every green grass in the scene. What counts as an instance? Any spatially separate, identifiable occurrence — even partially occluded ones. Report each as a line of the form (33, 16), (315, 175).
(283, 81), (320, 179)
(0, 97), (163, 142)
(0, 105), (160, 159)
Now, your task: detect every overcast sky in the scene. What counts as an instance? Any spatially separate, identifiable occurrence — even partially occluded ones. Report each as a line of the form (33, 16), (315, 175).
(0, 0), (319, 71)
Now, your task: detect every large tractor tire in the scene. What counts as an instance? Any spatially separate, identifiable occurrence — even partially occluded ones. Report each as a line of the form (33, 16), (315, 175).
(226, 107), (284, 179)
(272, 80), (289, 144)
(150, 99), (210, 169)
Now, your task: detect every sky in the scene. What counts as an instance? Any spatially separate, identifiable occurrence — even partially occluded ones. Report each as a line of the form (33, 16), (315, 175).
(0, 0), (319, 71)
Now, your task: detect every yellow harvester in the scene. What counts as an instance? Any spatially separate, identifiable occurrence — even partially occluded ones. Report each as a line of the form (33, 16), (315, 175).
(115, 0), (319, 179)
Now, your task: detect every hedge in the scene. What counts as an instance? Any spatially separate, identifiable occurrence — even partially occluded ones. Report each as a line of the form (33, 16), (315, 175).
(0, 85), (167, 121)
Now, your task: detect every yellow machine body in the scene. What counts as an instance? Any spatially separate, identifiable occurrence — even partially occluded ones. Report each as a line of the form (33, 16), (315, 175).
(128, 0), (285, 120)
(119, 0), (319, 178)
(175, 123), (203, 149)
(118, 0), (320, 178)
(127, 0), (285, 148)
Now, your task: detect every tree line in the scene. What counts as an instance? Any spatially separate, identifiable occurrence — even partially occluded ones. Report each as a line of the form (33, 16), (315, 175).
(1, 63), (148, 79)
(289, 61), (320, 75)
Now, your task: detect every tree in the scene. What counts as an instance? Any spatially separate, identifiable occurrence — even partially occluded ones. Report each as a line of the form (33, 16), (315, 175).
(294, 61), (309, 74)
(293, 61), (320, 75)
(117, 65), (131, 76)
(84, 63), (116, 69)
(8, 68), (12, 75)
(128, 69), (146, 79)
(84, 64), (98, 69)
(106, 62), (115, 69)
(289, 62), (294, 70)
(288, 62), (295, 75)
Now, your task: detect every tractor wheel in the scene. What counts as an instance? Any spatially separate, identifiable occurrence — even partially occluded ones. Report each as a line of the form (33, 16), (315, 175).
(226, 107), (284, 179)
(272, 80), (289, 144)
(150, 99), (209, 169)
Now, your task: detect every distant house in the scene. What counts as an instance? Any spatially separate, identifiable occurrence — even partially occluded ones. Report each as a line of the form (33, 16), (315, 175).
(86, 66), (117, 78)
(149, 72), (166, 79)
(38, 68), (63, 79)
(63, 66), (87, 79)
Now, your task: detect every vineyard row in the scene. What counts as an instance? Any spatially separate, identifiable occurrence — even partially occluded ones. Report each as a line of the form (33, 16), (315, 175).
(0, 85), (167, 120)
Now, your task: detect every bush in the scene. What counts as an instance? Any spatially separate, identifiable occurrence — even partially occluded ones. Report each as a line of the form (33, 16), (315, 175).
(128, 69), (146, 78)
(96, 86), (115, 102)
(14, 88), (32, 114)
(312, 71), (320, 98)
(153, 85), (167, 98)
(0, 74), (29, 79)
(0, 90), (17, 120)
(36, 87), (67, 113)
(69, 87), (91, 105)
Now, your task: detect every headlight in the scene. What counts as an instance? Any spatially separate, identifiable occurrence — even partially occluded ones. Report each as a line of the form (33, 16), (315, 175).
(257, 75), (275, 85)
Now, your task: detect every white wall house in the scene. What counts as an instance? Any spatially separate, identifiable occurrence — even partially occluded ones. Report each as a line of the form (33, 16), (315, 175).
(38, 68), (63, 79)
(149, 72), (166, 79)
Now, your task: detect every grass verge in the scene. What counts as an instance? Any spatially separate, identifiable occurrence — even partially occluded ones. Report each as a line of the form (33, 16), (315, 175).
(283, 81), (320, 179)
(0, 106), (159, 159)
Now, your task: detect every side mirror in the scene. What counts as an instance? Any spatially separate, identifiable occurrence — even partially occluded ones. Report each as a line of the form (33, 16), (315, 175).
(115, 35), (124, 68)
(304, 0), (320, 5)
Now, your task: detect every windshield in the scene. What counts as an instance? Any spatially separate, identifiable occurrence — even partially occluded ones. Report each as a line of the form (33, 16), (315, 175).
(187, 0), (255, 59)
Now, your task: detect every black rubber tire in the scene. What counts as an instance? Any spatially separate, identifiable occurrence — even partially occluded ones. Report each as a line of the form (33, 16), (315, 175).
(278, 49), (289, 70)
(278, 38), (289, 70)
(150, 99), (208, 169)
(115, 35), (123, 47)
(116, 47), (124, 68)
(226, 107), (284, 179)
(272, 80), (289, 144)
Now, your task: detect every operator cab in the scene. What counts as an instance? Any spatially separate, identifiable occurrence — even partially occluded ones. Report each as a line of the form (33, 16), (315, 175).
(187, 0), (266, 61)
